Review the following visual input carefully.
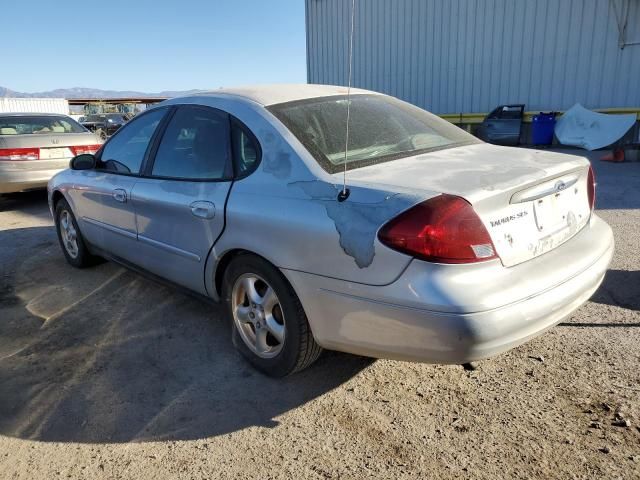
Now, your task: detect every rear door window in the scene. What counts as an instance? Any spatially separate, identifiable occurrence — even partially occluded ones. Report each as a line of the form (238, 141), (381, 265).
(98, 108), (166, 174)
(150, 105), (232, 180)
(230, 119), (261, 177)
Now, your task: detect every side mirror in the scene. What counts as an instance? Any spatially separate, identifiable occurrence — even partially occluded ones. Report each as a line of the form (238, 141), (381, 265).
(70, 154), (96, 170)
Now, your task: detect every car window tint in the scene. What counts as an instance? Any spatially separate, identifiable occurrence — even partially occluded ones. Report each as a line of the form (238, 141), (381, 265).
(487, 107), (503, 120)
(488, 106), (523, 120)
(0, 115), (86, 134)
(268, 94), (480, 174)
(151, 106), (231, 180)
(98, 109), (165, 174)
(500, 106), (523, 119)
(231, 120), (260, 176)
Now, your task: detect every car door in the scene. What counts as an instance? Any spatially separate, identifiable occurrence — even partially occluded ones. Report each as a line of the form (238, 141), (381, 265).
(130, 105), (234, 294)
(68, 108), (167, 262)
(479, 104), (524, 145)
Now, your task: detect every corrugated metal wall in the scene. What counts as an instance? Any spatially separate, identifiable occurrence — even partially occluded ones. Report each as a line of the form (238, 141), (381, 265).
(306, 0), (640, 114)
(0, 98), (69, 114)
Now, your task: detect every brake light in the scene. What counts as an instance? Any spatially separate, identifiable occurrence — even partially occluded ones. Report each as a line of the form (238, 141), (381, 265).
(587, 165), (596, 211)
(0, 147), (39, 161)
(378, 194), (498, 264)
(69, 144), (102, 156)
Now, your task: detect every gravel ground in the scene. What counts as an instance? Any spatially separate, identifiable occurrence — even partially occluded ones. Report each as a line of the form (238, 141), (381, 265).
(0, 149), (638, 479)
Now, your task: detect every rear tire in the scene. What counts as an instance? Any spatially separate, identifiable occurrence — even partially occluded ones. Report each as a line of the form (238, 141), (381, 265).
(222, 253), (322, 377)
(54, 198), (99, 268)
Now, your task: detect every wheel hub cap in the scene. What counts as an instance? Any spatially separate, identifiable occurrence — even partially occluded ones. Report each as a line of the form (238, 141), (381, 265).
(231, 274), (285, 359)
(59, 210), (79, 259)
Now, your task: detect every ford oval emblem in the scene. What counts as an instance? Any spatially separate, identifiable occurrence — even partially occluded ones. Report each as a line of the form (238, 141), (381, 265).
(555, 180), (566, 192)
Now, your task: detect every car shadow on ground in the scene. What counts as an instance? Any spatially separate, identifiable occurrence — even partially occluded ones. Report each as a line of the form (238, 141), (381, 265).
(0, 190), (51, 221)
(1, 182), (637, 444)
(592, 159), (640, 210)
(585, 269), (640, 312)
(0, 226), (372, 444)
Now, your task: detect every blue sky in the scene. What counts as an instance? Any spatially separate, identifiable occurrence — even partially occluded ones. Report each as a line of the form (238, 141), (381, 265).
(3, 0), (307, 92)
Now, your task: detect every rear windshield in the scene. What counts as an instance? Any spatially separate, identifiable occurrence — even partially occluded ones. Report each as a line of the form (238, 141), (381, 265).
(0, 115), (87, 135)
(268, 94), (480, 173)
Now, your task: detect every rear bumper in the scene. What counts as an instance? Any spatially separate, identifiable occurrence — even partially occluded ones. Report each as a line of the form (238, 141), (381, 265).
(283, 214), (614, 364)
(0, 161), (68, 194)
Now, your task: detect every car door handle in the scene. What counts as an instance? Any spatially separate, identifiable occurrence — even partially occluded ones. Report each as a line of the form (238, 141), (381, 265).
(190, 201), (215, 219)
(113, 189), (127, 203)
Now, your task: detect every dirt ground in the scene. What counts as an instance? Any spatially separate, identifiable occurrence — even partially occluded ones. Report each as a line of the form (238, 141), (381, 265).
(0, 149), (638, 479)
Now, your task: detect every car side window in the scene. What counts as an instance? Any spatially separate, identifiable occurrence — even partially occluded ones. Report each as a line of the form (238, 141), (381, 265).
(231, 119), (261, 177)
(150, 106), (232, 180)
(487, 105), (524, 120)
(98, 109), (166, 174)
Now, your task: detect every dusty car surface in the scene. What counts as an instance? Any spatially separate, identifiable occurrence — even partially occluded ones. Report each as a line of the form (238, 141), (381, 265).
(0, 113), (102, 194)
(47, 85), (614, 376)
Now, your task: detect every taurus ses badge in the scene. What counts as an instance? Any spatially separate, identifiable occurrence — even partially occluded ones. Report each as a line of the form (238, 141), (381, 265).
(554, 180), (567, 192)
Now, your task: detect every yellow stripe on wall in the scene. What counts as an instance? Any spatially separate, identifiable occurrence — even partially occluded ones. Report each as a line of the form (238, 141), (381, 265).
(440, 108), (640, 124)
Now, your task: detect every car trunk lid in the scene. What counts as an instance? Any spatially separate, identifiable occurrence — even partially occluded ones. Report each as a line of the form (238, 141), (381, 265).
(343, 143), (592, 267)
(0, 132), (102, 160)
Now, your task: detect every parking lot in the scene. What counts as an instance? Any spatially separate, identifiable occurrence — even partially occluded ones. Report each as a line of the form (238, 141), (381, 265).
(0, 149), (638, 479)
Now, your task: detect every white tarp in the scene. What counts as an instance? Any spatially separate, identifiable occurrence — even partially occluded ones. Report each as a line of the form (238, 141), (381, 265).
(554, 103), (636, 151)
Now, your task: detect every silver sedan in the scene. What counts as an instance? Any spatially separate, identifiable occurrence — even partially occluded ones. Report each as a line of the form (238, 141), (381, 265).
(47, 85), (614, 376)
(0, 113), (102, 194)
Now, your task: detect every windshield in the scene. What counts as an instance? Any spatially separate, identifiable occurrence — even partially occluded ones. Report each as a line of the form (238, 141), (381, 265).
(0, 115), (87, 135)
(84, 114), (124, 124)
(106, 114), (126, 123)
(268, 94), (481, 173)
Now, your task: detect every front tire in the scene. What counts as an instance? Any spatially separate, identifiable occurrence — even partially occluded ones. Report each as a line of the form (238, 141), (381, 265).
(222, 254), (322, 377)
(54, 198), (98, 268)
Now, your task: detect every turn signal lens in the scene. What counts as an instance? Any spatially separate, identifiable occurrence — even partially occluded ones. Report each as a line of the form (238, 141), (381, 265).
(378, 194), (498, 264)
(0, 147), (39, 161)
(69, 144), (102, 156)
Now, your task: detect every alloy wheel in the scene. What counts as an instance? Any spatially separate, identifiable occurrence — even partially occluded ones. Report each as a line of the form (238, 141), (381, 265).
(231, 273), (285, 358)
(59, 210), (79, 258)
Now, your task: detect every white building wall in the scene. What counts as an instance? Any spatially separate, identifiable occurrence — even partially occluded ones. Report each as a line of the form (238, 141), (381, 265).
(0, 98), (69, 114)
(306, 0), (640, 114)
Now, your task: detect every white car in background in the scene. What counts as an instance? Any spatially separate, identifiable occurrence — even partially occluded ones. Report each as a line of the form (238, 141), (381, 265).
(0, 113), (101, 194)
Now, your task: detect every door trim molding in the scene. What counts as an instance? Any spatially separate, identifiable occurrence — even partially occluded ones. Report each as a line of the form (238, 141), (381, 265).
(82, 217), (137, 240)
(138, 234), (201, 262)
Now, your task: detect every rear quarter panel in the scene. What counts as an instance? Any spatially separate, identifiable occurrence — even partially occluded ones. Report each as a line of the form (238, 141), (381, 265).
(179, 95), (429, 288)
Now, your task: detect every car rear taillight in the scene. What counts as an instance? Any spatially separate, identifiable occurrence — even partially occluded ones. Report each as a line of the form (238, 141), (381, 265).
(0, 147), (40, 161)
(69, 144), (102, 156)
(587, 165), (596, 211)
(378, 194), (498, 264)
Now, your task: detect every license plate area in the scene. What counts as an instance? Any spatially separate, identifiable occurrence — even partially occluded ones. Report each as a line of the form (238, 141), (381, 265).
(534, 190), (579, 234)
(40, 147), (70, 159)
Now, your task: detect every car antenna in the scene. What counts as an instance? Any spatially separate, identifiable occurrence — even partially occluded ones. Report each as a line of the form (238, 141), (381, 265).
(338, 0), (356, 203)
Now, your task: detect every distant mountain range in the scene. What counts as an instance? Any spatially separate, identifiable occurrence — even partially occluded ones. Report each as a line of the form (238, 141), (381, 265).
(0, 86), (203, 99)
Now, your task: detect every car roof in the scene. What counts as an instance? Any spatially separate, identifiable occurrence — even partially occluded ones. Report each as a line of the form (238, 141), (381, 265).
(177, 84), (379, 107)
(0, 112), (71, 117)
